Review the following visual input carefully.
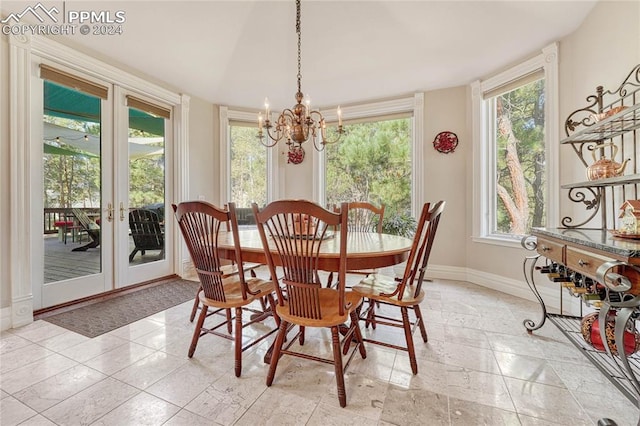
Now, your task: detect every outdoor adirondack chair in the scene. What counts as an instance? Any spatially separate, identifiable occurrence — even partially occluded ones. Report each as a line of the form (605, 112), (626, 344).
(71, 208), (101, 252)
(129, 208), (165, 261)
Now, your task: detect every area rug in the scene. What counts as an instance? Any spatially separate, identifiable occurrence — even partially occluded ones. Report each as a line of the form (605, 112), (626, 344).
(43, 279), (199, 338)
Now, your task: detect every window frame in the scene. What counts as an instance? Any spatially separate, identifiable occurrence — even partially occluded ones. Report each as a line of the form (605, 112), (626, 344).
(316, 94), (424, 217)
(471, 43), (559, 247)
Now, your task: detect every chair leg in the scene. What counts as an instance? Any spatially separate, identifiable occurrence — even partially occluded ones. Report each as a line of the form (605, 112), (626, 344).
(299, 326), (305, 345)
(234, 307), (243, 377)
(414, 305), (428, 342)
(331, 325), (347, 408)
(266, 320), (288, 386)
(189, 286), (202, 322)
(350, 310), (367, 359)
(226, 309), (233, 334)
(365, 298), (377, 329)
(401, 307), (418, 375)
(326, 271), (334, 288)
(129, 248), (138, 262)
(189, 305), (208, 357)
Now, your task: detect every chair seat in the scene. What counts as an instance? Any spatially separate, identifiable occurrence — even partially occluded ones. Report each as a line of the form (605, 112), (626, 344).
(276, 288), (363, 327)
(352, 273), (425, 306)
(199, 277), (275, 309)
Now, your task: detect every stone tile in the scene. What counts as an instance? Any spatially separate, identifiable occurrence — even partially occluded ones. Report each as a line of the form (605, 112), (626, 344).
(58, 333), (128, 363)
(0, 344), (54, 375)
(494, 352), (565, 387)
(0, 353), (78, 394)
(8, 321), (67, 343)
(41, 377), (139, 425)
(112, 351), (188, 390)
(449, 397), (520, 425)
(36, 330), (90, 353)
(307, 402), (378, 426)
(234, 388), (316, 426)
(572, 388), (640, 426)
(163, 409), (215, 426)
(438, 342), (501, 375)
(0, 395), (37, 426)
(0, 333), (32, 355)
(446, 367), (514, 411)
(107, 317), (166, 341)
(91, 391), (181, 426)
(321, 374), (387, 421)
(13, 365), (107, 412)
(389, 357), (448, 393)
(184, 371), (267, 425)
(348, 345), (396, 382)
(146, 360), (227, 407)
(380, 385), (449, 425)
(486, 331), (547, 358)
(17, 414), (58, 426)
(84, 342), (157, 375)
(504, 377), (591, 424)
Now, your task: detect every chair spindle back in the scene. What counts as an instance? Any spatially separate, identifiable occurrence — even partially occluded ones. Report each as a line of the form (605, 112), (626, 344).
(253, 200), (349, 319)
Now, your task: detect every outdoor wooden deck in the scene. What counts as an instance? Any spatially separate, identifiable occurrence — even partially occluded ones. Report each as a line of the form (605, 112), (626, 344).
(44, 234), (163, 283)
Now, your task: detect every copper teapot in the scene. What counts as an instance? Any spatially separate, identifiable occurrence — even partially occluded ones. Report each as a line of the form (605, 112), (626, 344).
(587, 143), (630, 181)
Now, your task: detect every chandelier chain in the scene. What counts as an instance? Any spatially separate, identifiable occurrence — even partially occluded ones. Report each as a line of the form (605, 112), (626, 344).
(296, 0), (302, 94)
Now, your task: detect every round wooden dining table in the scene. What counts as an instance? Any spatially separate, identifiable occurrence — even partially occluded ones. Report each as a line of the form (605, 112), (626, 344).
(216, 229), (414, 272)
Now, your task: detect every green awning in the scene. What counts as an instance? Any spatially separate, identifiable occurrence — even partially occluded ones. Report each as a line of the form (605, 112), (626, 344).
(43, 143), (98, 158)
(44, 81), (165, 136)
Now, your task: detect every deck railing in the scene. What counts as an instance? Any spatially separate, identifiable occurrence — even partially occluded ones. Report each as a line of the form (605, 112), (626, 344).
(44, 208), (100, 234)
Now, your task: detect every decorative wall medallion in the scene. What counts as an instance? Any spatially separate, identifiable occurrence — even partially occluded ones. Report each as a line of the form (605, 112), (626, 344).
(287, 145), (305, 164)
(433, 131), (458, 154)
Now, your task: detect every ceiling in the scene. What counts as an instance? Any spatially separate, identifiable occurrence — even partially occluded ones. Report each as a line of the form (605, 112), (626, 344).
(3, 1), (599, 110)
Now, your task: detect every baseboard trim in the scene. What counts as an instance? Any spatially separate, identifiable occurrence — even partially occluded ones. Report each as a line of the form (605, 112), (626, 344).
(0, 306), (12, 331)
(427, 264), (582, 315)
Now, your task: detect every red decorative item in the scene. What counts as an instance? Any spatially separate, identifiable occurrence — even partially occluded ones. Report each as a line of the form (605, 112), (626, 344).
(287, 145), (305, 164)
(580, 310), (640, 356)
(433, 131), (458, 154)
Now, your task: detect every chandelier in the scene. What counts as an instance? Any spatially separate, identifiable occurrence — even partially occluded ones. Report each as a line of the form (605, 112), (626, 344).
(257, 0), (343, 161)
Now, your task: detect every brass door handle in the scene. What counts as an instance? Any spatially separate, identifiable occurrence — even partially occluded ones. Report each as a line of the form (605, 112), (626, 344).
(120, 202), (125, 221)
(107, 203), (114, 222)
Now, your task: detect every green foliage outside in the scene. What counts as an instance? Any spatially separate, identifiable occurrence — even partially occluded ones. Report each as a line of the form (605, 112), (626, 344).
(495, 79), (546, 234)
(325, 118), (412, 235)
(43, 111), (165, 209)
(230, 126), (267, 208)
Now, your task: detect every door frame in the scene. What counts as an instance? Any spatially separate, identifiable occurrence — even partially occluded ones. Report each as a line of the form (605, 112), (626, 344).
(8, 33), (189, 326)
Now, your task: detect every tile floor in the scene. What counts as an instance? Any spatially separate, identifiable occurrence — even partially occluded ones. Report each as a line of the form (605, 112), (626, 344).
(1, 273), (639, 426)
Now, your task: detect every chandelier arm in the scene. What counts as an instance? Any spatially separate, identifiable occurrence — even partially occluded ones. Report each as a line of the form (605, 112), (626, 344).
(259, 128), (282, 148)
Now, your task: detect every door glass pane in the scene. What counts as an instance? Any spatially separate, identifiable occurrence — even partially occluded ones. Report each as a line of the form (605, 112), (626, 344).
(43, 81), (102, 283)
(128, 107), (165, 265)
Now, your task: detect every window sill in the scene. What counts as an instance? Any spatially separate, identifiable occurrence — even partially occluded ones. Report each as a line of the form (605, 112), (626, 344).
(471, 235), (528, 249)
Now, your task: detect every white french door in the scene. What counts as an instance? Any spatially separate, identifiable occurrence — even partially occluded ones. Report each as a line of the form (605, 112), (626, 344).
(36, 64), (174, 309)
(115, 88), (174, 287)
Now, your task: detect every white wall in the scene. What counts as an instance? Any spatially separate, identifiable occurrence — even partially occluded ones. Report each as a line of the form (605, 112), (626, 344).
(1, 0), (638, 321)
(0, 34), (10, 310)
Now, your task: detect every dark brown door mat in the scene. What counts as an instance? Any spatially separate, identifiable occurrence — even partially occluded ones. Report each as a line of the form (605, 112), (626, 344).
(42, 279), (199, 338)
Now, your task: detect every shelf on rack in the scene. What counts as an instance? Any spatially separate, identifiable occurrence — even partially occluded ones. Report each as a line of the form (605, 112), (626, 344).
(561, 103), (640, 144)
(547, 313), (640, 407)
(561, 174), (640, 189)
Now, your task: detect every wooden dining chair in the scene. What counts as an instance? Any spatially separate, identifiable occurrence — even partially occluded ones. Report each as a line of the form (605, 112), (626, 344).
(252, 200), (367, 407)
(186, 204), (261, 323)
(327, 201), (385, 288)
(351, 200), (445, 375)
(172, 201), (279, 377)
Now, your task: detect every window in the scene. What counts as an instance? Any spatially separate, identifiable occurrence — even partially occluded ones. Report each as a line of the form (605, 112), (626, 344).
(219, 107), (275, 226)
(318, 95), (424, 230)
(324, 117), (412, 219)
(472, 44), (559, 244)
(229, 123), (267, 209)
